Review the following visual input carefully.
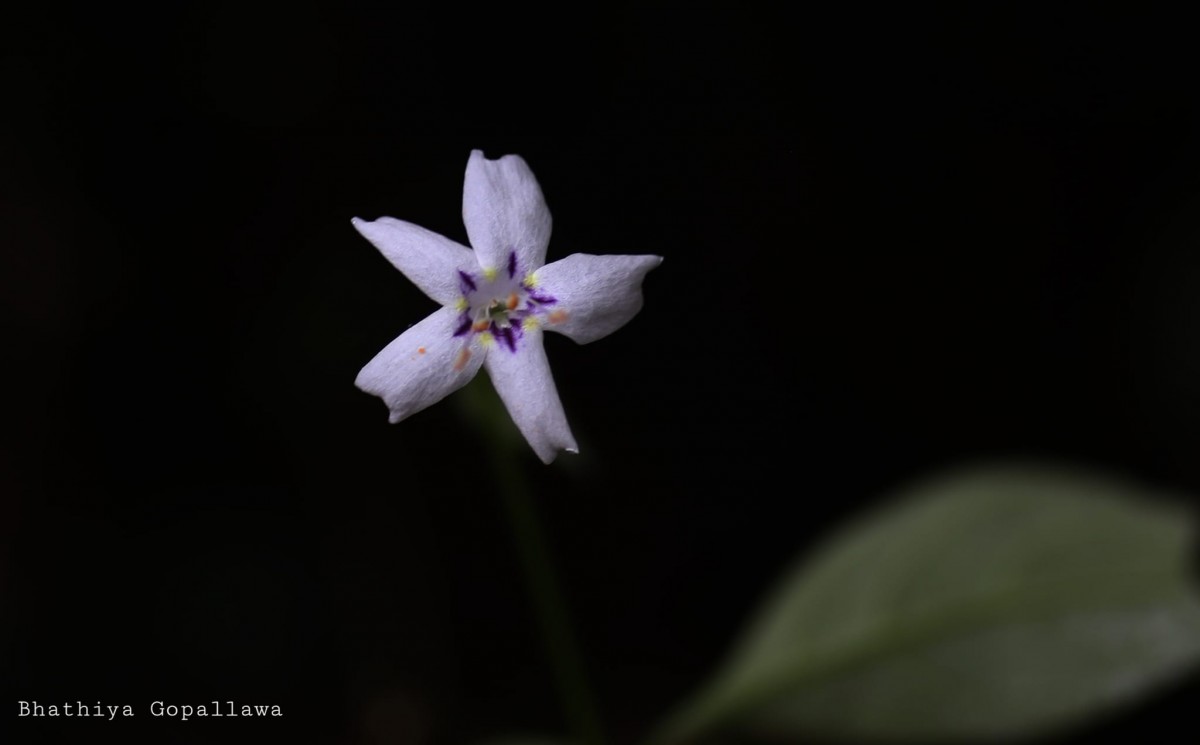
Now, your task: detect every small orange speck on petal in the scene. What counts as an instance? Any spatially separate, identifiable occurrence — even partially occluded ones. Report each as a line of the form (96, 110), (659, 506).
(507, 293), (519, 310)
(417, 347), (426, 355)
(548, 309), (569, 324)
(453, 348), (471, 371)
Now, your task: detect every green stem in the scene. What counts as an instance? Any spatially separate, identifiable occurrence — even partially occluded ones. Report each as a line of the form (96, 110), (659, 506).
(463, 378), (605, 745)
(489, 447), (606, 745)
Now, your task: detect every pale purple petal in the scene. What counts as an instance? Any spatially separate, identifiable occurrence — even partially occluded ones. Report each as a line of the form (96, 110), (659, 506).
(352, 216), (477, 306)
(483, 330), (577, 464)
(357, 306), (485, 423)
(535, 253), (663, 344)
(462, 149), (552, 275)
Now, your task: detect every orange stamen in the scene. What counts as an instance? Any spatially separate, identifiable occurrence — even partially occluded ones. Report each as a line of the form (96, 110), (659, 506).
(453, 348), (471, 371)
(472, 320), (491, 332)
(506, 293), (519, 310)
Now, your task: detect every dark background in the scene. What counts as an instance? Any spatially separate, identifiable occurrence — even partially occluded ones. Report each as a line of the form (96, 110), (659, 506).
(4, 4), (1200, 744)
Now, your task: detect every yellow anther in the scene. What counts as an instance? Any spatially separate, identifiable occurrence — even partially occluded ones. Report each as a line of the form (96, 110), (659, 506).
(483, 267), (498, 281)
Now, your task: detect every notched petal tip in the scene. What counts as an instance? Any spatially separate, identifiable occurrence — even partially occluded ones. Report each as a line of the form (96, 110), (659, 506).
(468, 148), (517, 165)
(535, 443), (579, 465)
(350, 215), (379, 232)
(463, 149), (552, 273)
(356, 308), (485, 426)
(483, 334), (577, 465)
(354, 363), (412, 425)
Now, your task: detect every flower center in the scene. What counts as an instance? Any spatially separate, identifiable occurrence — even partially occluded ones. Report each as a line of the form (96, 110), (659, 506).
(484, 294), (520, 325)
(450, 252), (561, 360)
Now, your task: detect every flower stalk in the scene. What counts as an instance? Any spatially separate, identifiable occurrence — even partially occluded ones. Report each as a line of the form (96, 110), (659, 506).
(461, 377), (606, 745)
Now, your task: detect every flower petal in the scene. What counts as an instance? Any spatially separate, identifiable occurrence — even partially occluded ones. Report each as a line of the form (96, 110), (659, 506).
(352, 216), (477, 306)
(357, 306), (484, 423)
(462, 149), (552, 276)
(483, 329), (577, 464)
(534, 253), (664, 344)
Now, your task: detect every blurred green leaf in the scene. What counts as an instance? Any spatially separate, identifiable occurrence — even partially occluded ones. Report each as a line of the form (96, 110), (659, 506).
(653, 464), (1200, 743)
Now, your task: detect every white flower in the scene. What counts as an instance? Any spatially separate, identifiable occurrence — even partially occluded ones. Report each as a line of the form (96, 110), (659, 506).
(352, 150), (662, 463)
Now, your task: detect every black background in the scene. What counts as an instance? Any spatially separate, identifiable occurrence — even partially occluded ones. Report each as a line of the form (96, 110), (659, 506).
(4, 4), (1200, 744)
